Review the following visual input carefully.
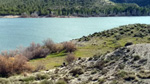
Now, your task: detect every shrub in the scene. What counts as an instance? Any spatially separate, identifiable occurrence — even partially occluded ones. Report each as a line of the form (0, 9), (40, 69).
(95, 60), (107, 70)
(55, 43), (65, 53)
(110, 80), (118, 84)
(56, 80), (67, 84)
(43, 39), (57, 53)
(36, 74), (49, 80)
(124, 42), (133, 47)
(133, 55), (140, 61)
(20, 76), (36, 82)
(98, 78), (105, 84)
(65, 53), (76, 64)
(116, 71), (128, 78)
(40, 80), (54, 84)
(118, 64), (125, 69)
(43, 39), (77, 53)
(0, 55), (32, 77)
(0, 78), (10, 84)
(62, 42), (76, 52)
(124, 75), (136, 81)
(70, 67), (84, 76)
(23, 42), (49, 60)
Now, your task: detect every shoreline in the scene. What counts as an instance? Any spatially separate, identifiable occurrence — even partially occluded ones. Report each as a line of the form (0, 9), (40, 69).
(0, 15), (150, 18)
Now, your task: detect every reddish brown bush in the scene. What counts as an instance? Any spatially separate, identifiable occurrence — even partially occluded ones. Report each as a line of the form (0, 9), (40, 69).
(65, 53), (76, 64)
(63, 42), (76, 52)
(0, 55), (32, 77)
(43, 39), (57, 53)
(23, 42), (49, 60)
(55, 43), (64, 53)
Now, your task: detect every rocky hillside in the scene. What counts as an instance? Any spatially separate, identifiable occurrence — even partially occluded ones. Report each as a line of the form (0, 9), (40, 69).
(1, 44), (150, 84)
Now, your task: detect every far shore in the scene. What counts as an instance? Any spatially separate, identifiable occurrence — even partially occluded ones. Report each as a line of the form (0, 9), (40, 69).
(0, 15), (80, 18)
(0, 15), (150, 18)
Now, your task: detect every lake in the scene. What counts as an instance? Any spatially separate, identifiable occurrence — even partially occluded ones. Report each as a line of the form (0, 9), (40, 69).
(0, 16), (150, 51)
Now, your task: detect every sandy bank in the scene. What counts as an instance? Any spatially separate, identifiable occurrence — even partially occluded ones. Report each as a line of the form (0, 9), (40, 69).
(0, 15), (21, 18)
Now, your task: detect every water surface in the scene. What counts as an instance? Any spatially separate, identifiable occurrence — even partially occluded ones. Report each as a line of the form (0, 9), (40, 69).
(0, 17), (150, 51)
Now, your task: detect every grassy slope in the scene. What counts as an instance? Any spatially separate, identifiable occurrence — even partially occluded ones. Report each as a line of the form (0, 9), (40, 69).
(30, 24), (150, 69)
(30, 52), (67, 69)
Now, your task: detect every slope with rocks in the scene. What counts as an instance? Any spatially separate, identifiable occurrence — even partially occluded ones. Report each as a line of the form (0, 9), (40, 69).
(1, 44), (150, 84)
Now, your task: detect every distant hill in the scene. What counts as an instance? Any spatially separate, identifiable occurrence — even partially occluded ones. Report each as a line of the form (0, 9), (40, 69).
(0, 0), (150, 17)
(110, 0), (150, 6)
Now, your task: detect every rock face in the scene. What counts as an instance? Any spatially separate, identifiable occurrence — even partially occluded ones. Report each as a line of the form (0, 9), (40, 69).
(51, 44), (150, 84)
(2, 44), (150, 84)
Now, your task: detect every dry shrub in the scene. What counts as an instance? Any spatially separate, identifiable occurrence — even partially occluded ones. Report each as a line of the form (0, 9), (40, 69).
(43, 39), (57, 53)
(65, 53), (76, 64)
(55, 43), (64, 53)
(0, 55), (32, 77)
(63, 42), (76, 52)
(23, 42), (49, 60)
(95, 60), (107, 70)
(43, 39), (76, 53)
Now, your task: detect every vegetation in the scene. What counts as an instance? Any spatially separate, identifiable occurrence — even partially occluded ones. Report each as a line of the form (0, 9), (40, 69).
(0, 54), (32, 77)
(65, 53), (76, 64)
(110, 0), (150, 6)
(76, 24), (150, 57)
(0, 38), (76, 77)
(0, 0), (150, 17)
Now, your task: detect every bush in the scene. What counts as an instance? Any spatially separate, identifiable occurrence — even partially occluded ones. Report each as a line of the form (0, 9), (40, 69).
(124, 42), (133, 47)
(56, 80), (67, 84)
(70, 67), (84, 76)
(0, 55), (32, 77)
(43, 39), (77, 53)
(65, 53), (76, 64)
(20, 76), (36, 82)
(63, 42), (76, 52)
(36, 74), (49, 80)
(95, 60), (107, 70)
(23, 42), (49, 60)
(116, 71), (128, 78)
(43, 39), (57, 53)
(133, 55), (140, 61)
(40, 80), (54, 84)
(98, 78), (105, 84)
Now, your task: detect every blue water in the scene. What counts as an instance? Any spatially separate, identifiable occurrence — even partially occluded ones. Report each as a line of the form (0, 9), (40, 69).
(0, 17), (150, 51)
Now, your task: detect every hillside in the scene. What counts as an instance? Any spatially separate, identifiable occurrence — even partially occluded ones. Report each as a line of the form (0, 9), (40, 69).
(31, 24), (150, 71)
(74, 24), (150, 57)
(1, 44), (150, 84)
(110, 0), (150, 6)
(0, 0), (150, 17)
(1, 24), (150, 83)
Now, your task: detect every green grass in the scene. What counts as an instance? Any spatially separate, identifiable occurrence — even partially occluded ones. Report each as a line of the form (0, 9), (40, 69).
(29, 51), (67, 69)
